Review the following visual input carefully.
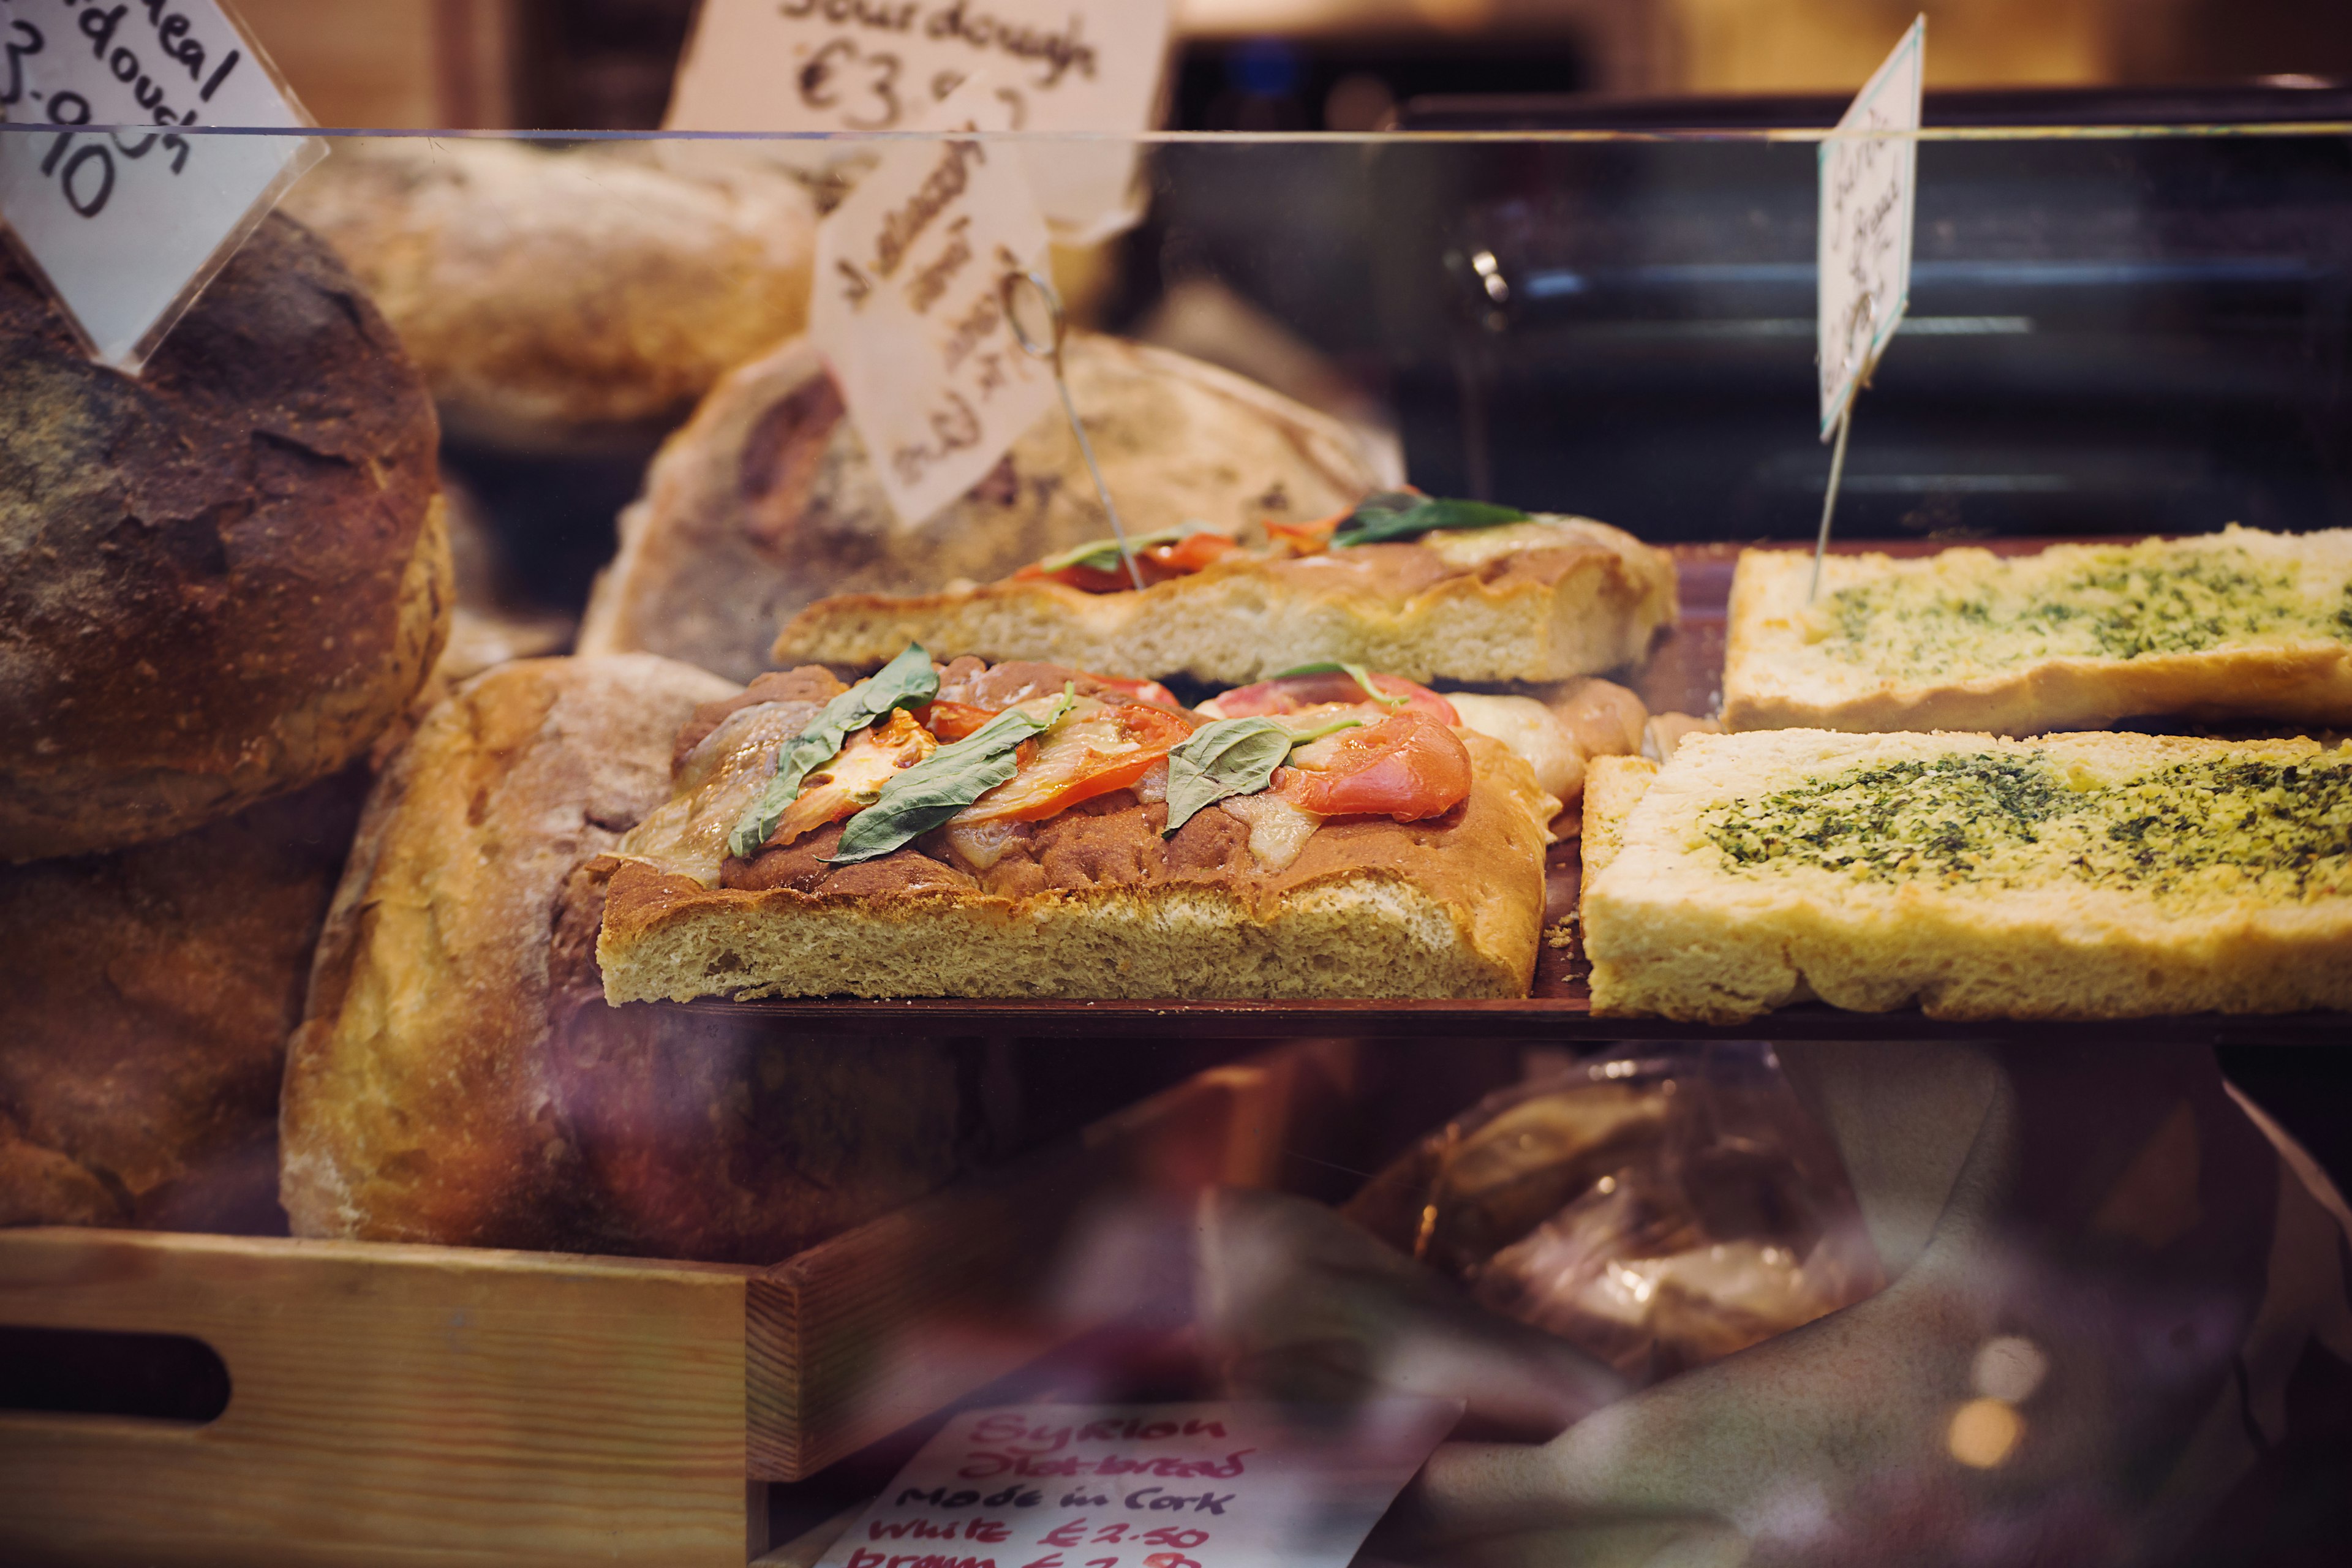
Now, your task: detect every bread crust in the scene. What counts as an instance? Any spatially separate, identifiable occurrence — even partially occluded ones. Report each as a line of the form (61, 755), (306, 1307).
(598, 735), (1551, 1001)
(576, 334), (1389, 684)
(280, 655), (964, 1259)
(285, 139), (818, 442)
(1724, 532), (2352, 737)
(1, 214), (448, 861)
(1586, 729), (2352, 1023)
(772, 517), (1678, 685)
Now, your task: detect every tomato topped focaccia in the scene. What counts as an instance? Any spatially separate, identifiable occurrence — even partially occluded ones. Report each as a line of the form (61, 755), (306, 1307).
(594, 649), (1559, 1001)
(770, 492), (1678, 687)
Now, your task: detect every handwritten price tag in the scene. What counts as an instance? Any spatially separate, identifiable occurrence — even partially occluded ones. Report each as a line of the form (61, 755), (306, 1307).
(665, 0), (1168, 242)
(1817, 14), (1923, 438)
(0, 0), (317, 369)
(810, 77), (1058, 527)
(815, 1401), (1460, 1568)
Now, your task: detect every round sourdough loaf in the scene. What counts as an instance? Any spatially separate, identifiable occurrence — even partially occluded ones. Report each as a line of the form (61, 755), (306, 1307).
(0, 214), (449, 863)
(0, 770), (367, 1234)
(283, 139), (820, 447)
(578, 333), (1386, 684)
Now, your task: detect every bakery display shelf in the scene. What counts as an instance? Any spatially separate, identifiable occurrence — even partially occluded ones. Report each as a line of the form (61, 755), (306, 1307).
(651, 541), (2351, 1047)
(0, 1047), (1325, 1568)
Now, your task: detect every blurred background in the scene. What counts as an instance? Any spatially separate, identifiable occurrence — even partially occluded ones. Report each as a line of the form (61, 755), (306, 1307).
(244, 0), (2352, 130)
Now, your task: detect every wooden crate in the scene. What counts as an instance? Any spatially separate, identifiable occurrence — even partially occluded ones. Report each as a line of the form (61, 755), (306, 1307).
(0, 1045), (1345, 1567)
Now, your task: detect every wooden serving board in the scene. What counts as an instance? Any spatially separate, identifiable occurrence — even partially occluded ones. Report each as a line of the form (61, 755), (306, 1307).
(0, 1046), (1341, 1567)
(652, 540), (2350, 1045)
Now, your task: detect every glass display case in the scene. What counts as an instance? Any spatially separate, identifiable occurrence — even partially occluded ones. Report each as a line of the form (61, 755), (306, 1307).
(3, 91), (2350, 1568)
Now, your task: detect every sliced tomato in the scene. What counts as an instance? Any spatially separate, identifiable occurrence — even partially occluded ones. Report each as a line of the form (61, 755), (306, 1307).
(1264, 514), (1341, 557)
(1205, 670), (1460, 726)
(915, 699), (1002, 743)
(956, 701), (1197, 825)
(1275, 710), (1472, 823)
(1016, 531), (1242, 594)
(767, 709), (937, 848)
(1087, 674), (1184, 710)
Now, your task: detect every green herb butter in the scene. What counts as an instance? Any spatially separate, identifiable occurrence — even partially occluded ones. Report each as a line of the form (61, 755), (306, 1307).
(1814, 542), (2352, 679)
(1702, 751), (2352, 907)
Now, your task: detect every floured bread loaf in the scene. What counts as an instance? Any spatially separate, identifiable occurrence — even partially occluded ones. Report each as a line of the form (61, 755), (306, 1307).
(1583, 729), (2352, 1023)
(775, 515), (1676, 687)
(1, 772), (366, 1234)
(1724, 528), (2352, 736)
(1, 214), (448, 862)
(597, 658), (1555, 1002)
(576, 334), (1385, 684)
(286, 138), (818, 446)
(281, 655), (962, 1260)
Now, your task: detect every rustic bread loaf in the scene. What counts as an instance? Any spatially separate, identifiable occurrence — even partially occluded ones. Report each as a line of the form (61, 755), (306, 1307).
(280, 655), (962, 1260)
(576, 334), (1385, 685)
(1584, 729), (2352, 1023)
(775, 515), (1678, 687)
(0, 771), (366, 1234)
(1724, 529), (2352, 736)
(284, 138), (818, 446)
(0, 214), (448, 862)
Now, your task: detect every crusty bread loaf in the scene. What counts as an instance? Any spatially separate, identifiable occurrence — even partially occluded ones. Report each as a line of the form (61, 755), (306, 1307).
(598, 734), (1552, 1003)
(774, 516), (1678, 687)
(1724, 529), (2352, 737)
(1585, 729), (2352, 1023)
(281, 656), (962, 1259)
(0, 214), (449, 862)
(1, 771), (366, 1234)
(285, 138), (818, 446)
(576, 333), (1385, 684)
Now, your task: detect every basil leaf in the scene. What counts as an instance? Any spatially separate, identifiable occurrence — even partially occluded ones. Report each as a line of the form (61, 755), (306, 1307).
(1161, 712), (1370, 837)
(1330, 492), (1530, 549)
(1035, 525), (1197, 576)
(829, 691), (1076, 864)
(726, 644), (940, 860)
(1163, 718), (1297, 837)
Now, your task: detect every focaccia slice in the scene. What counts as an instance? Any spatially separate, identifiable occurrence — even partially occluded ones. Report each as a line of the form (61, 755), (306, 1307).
(1723, 527), (2352, 737)
(597, 660), (1556, 1002)
(1585, 729), (2352, 1023)
(771, 515), (1676, 687)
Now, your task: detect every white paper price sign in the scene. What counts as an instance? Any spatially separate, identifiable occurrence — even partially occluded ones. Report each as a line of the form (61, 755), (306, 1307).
(815, 1401), (1461, 1568)
(0, 0), (317, 369)
(666, 0), (1168, 243)
(1817, 14), (1923, 439)
(811, 79), (1057, 527)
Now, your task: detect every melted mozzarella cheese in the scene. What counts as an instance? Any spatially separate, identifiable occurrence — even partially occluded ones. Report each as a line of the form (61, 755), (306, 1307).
(1219, 791), (1324, 872)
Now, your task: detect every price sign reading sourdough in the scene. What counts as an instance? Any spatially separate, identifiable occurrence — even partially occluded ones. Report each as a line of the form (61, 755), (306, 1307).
(665, 0), (1168, 241)
(0, 0), (317, 369)
(1817, 14), (1923, 438)
(813, 1401), (1461, 1568)
(810, 78), (1057, 527)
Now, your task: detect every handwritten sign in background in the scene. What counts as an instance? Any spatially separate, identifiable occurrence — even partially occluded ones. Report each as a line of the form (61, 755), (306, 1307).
(0, 0), (316, 368)
(810, 77), (1057, 528)
(816, 1401), (1461, 1568)
(1816, 15), (1923, 438)
(665, 0), (1169, 242)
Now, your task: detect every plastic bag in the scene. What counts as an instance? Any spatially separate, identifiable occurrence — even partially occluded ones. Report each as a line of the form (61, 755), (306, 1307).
(1343, 1046), (1882, 1384)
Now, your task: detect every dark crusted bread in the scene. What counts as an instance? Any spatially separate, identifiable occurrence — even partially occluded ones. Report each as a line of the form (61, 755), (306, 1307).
(0, 213), (450, 862)
(0, 770), (366, 1234)
(280, 655), (962, 1261)
(576, 333), (1384, 684)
